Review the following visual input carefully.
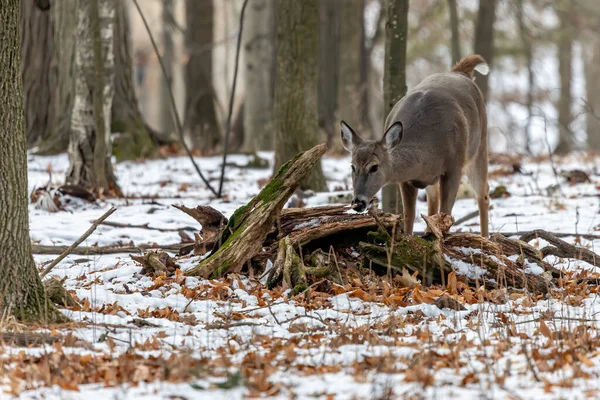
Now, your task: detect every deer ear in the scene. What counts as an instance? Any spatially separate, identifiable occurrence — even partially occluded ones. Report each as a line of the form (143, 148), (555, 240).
(340, 121), (363, 152)
(382, 122), (403, 150)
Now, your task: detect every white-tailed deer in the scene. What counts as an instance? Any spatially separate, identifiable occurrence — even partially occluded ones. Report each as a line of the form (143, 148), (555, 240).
(341, 54), (490, 237)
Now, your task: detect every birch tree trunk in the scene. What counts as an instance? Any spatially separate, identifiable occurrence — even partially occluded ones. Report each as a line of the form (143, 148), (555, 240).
(241, 0), (275, 153)
(274, 0), (327, 192)
(184, 0), (221, 154)
(381, 0), (408, 214)
(0, 0), (62, 322)
(20, 0), (56, 148)
(473, 0), (496, 102)
(318, 0), (340, 151)
(66, 0), (120, 194)
(554, 2), (574, 155)
(111, 0), (158, 161)
(336, 0), (365, 153)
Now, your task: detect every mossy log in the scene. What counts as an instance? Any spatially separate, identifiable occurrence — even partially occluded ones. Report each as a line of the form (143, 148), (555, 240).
(185, 144), (327, 278)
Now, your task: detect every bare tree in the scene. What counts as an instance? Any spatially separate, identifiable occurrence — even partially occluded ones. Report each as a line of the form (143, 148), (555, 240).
(473, 0), (497, 102)
(554, 2), (574, 155)
(184, 0), (221, 154)
(242, 0), (275, 153)
(336, 0), (365, 153)
(1, 0), (62, 322)
(111, 0), (159, 161)
(447, 0), (461, 65)
(66, 0), (120, 194)
(516, 0), (535, 154)
(37, 0), (78, 154)
(273, 0), (327, 192)
(381, 0), (409, 214)
(20, 0), (56, 148)
(159, 0), (175, 136)
(585, 37), (600, 152)
(318, 0), (340, 150)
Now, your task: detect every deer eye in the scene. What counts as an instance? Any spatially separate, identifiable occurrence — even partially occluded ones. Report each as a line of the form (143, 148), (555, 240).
(369, 165), (379, 173)
(351, 165), (356, 173)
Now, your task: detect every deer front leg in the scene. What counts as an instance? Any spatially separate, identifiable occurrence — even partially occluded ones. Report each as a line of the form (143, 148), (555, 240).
(439, 171), (461, 217)
(400, 182), (418, 235)
(424, 184), (440, 233)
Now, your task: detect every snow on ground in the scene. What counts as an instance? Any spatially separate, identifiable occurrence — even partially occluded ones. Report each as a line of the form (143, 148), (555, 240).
(3, 151), (600, 399)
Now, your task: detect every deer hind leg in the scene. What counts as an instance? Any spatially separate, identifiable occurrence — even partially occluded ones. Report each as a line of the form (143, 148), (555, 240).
(400, 182), (418, 235)
(466, 154), (490, 237)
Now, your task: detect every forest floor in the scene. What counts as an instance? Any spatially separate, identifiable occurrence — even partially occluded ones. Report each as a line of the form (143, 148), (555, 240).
(2, 151), (600, 399)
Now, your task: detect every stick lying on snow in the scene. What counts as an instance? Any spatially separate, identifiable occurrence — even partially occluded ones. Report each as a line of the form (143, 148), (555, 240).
(40, 207), (117, 277)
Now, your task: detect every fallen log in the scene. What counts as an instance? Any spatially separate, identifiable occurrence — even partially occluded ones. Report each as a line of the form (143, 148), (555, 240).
(185, 144), (328, 278)
(520, 229), (600, 266)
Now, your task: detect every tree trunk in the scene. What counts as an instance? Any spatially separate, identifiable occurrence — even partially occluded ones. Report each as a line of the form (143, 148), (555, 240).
(447, 0), (461, 65)
(381, 0), (408, 214)
(318, 0), (340, 151)
(20, 0), (56, 148)
(241, 0), (275, 153)
(111, 0), (158, 161)
(336, 0), (365, 153)
(585, 37), (600, 152)
(473, 0), (496, 102)
(517, 0), (534, 154)
(36, 0), (78, 155)
(184, 0), (221, 154)
(554, 3), (574, 155)
(0, 0), (62, 322)
(273, 0), (327, 192)
(160, 0), (176, 136)
(66, 0), (120, 195)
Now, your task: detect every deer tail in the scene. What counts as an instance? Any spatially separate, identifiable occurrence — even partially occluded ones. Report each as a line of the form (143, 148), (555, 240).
(451, 54), (489, 80)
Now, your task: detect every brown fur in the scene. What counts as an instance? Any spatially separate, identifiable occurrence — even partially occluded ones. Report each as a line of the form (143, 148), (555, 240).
(451, 54), (487, 80)
(341, 54), (490, 237)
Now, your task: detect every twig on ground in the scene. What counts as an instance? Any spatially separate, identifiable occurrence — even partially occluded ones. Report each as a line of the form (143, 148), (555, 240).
(98, 220), (196, 232)
(131, 0), (218, 197)
(32, 243), (187, 256)
(41, 207), (117, 277)
(218, 0), (250, 198)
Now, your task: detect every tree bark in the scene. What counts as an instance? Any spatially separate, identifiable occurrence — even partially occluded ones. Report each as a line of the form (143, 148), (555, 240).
(473, 0), (496, 102)
(273, 0), (327, 192)
(554, 2), (574, 155)
(20, 0), (56, 148)
(241, 0), (275, 153)
(184, 0), (221, 154)
(585, 37), (600, 152)
(160, 0), (176, 136)
(111, 0), (158, 161)
(381, 0), (408, 214)
(0, 0), (62, 322)
(447, 0), (461, 65)
(336, 0), (365, 153)
(318, 0), (340, 151)
(66, 0), (120, 195)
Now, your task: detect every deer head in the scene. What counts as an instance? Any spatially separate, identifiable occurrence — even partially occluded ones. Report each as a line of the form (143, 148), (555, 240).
(340, 120), (403, 212)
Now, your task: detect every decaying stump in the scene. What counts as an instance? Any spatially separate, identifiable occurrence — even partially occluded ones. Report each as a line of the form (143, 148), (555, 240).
(185, 144), (328, 278)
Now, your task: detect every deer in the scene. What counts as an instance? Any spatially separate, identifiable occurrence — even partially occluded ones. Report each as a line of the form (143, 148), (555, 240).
(341, 54), (490, 237)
